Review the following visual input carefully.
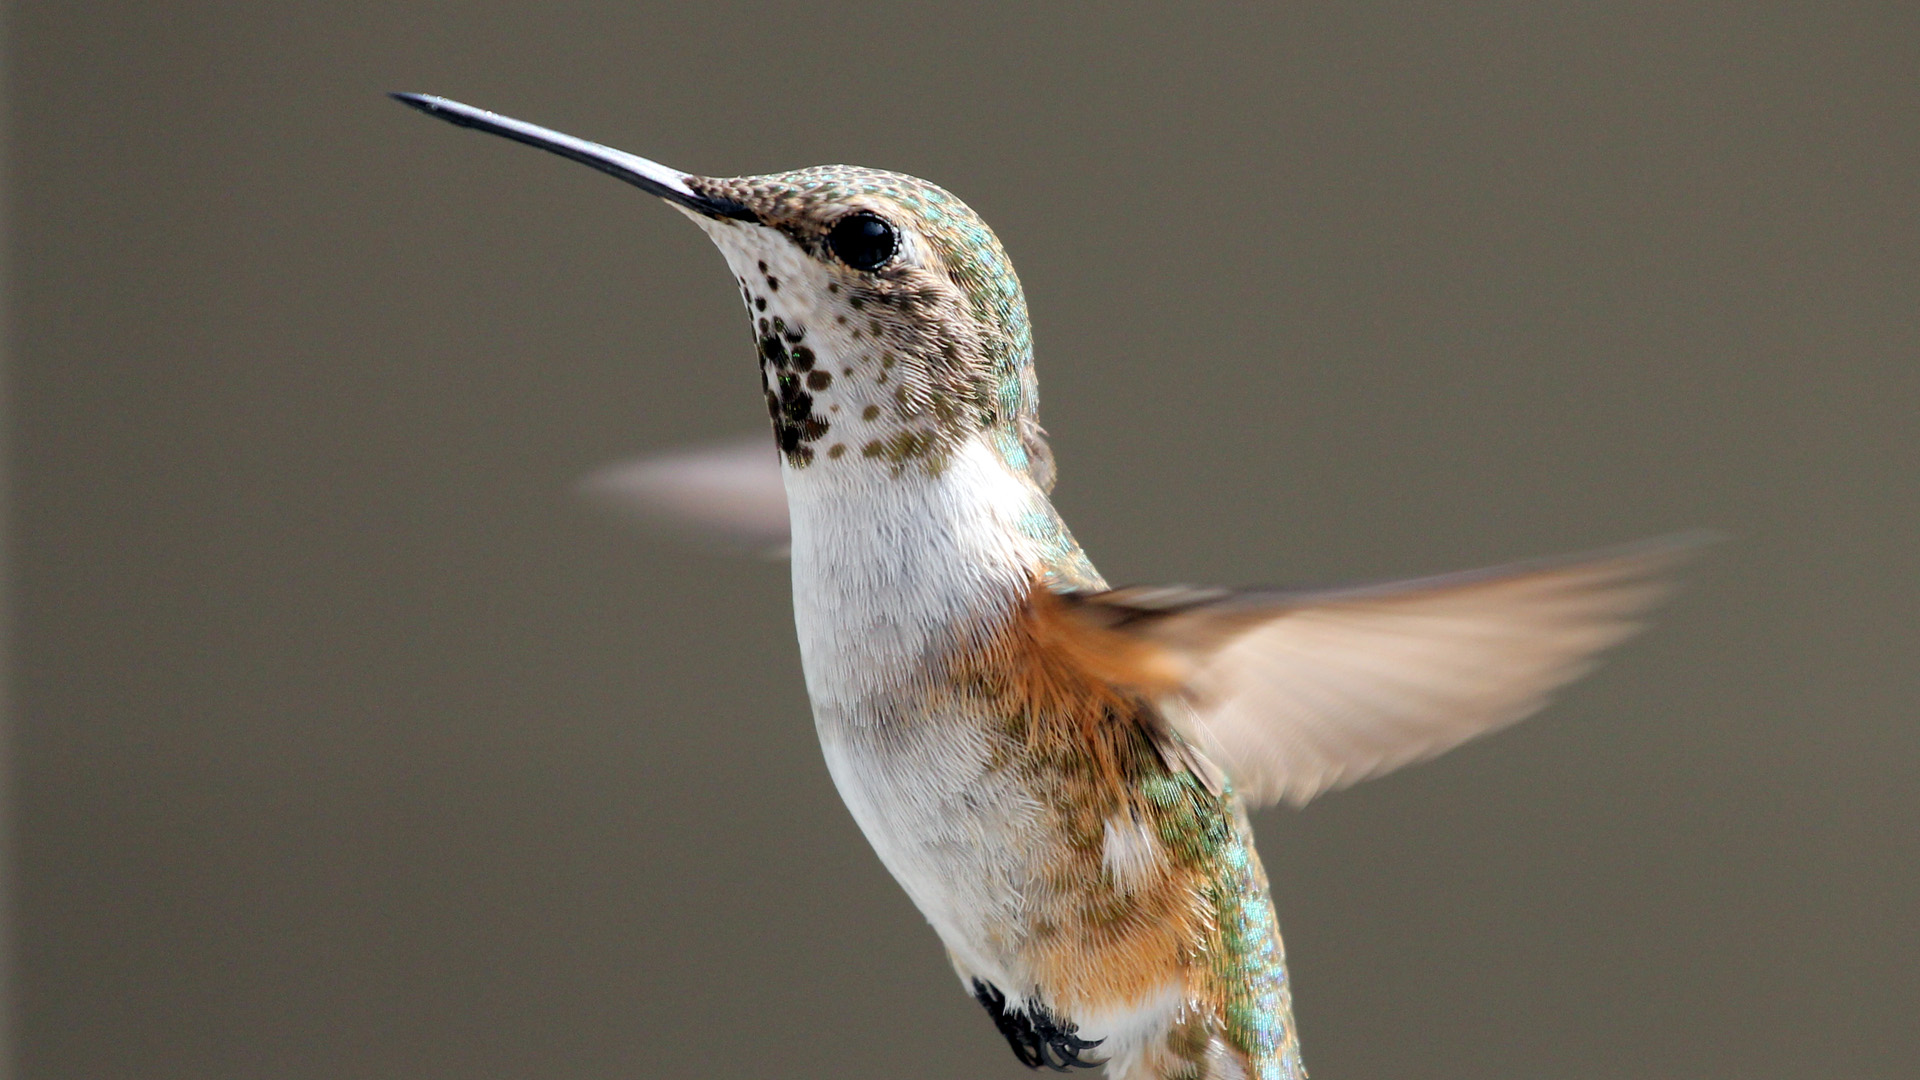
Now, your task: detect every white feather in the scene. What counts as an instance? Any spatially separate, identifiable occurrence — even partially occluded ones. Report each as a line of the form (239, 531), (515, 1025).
(1101, 810), (1167, 897)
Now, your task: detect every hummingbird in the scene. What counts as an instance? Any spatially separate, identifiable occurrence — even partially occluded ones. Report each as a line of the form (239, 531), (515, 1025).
(394, 93), (1703, 1080)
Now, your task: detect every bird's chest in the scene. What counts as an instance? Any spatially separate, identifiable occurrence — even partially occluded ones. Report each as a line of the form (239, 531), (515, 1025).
(782, 445), (1056, 979)
(780, 438), (1208, 1013)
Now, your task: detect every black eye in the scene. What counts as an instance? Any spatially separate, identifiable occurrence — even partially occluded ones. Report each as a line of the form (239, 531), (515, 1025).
(827, 213), (897, 271)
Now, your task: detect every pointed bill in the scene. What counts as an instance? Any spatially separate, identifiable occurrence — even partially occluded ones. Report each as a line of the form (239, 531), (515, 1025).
(392, 95), (788, 551)
(389, 93), (755, 221)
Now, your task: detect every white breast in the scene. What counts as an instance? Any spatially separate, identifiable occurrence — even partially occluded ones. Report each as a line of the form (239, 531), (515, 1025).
(785, 437), (1056, 987)
(693, 213), (1061, 988)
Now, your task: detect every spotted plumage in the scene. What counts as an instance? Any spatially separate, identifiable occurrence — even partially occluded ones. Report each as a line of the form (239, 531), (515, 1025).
(396, 92), (1707, 1080)
(689, 165), (1054, 489)
(750, 301), (830, 464)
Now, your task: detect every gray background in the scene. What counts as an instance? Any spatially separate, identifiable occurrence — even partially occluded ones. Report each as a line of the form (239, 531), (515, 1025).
(11, 3), (1917, 1078)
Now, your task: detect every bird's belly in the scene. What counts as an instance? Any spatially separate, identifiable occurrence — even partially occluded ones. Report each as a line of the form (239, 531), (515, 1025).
(812, 701), (1048, 988)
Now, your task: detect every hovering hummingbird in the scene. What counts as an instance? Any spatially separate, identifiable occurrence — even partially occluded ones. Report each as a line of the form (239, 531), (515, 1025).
(395, 93), (1703, 1080)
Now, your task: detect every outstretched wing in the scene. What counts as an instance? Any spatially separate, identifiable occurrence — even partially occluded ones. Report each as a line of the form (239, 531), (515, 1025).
(579, 435), (790, 556)
(1060, 535), (1712, 807)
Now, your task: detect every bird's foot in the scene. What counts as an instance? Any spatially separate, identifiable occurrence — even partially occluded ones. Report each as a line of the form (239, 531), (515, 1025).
(972, 979), (1104, 1071)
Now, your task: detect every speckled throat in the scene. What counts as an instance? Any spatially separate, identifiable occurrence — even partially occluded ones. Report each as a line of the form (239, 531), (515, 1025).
(685, 166), (1054, 488)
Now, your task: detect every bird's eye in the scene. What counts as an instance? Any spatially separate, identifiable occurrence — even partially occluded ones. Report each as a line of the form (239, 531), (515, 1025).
(827, 213), (897, 272)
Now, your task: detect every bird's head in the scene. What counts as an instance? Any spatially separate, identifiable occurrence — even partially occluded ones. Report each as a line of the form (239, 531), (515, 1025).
(394, 94), (1052, 487)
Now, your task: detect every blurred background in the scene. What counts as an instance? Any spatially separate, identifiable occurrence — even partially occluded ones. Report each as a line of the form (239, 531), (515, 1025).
(9, 3), (1917, 1078)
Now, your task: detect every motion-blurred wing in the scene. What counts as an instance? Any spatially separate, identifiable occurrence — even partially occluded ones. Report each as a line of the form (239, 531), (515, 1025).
(579, 436), (790, 556)
(1064, 535), (1710, 807)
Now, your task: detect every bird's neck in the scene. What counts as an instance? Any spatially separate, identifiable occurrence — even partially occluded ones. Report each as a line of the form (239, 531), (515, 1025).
(782, 434), (1101, 713)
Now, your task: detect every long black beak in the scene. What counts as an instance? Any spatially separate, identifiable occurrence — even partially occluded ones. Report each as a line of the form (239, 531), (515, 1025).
(390, 93), (755, 222)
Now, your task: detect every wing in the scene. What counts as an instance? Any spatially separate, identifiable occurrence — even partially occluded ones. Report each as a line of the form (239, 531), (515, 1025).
(1060, 534), (1713, 807)
(578, 435), (791, 556)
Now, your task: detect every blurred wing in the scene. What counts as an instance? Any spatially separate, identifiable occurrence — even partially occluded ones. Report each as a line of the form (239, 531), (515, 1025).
(579, 435), (790, 556)
(1065, 534), (1712, 807)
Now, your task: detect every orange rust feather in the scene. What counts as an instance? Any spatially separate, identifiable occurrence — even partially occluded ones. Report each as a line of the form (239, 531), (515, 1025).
(938, 580), (1218, 1014)
(1020, 586), (1194, 698)
(947, 580), (1192, 805)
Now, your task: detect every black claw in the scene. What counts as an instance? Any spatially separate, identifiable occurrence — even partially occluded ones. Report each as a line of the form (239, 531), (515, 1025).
(972, 979), (1103, 1071)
